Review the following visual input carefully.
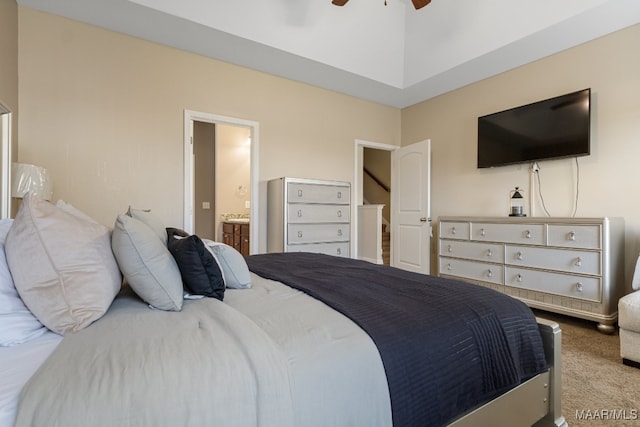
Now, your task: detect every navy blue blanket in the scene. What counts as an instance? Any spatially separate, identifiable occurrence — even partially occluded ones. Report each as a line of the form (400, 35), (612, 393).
(247, 252), (548, 427)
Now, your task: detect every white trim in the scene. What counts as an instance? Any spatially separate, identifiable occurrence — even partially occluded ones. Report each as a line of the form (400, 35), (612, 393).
(1, 110), (12, 219)
(183, 110), (259, 254)
(353, 139), (397, 260)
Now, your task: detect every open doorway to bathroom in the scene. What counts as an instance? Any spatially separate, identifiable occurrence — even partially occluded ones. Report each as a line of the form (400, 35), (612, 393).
(183, 110), (259, 255)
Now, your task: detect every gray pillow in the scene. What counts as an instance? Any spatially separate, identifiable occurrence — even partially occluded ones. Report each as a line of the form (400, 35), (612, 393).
(126, 206), (168, 245)
(202, 239), (252, 289)
(112, 214), (183, 311)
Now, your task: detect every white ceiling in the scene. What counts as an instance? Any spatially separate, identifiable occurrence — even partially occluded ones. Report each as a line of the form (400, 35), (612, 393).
(16, 0), (640, 108)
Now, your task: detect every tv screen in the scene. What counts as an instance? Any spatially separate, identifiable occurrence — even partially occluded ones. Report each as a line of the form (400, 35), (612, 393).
(477, 88), (591, 168)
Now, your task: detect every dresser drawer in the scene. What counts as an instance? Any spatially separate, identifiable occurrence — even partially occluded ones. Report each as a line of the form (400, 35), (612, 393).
(547, 224), (601, 249)
(505, 245), (600, 275)
(439, 240), (504, 263)
(439, 221), (470, 240)
(439, 258), (503, 285)
(505, 267), (601, 302)
(471, 223), (544, 245)
(288, 183), (350, 205)
(288, 223), (350, 244)
(286, 242), (350, 257)
(287, 204), (350, 223)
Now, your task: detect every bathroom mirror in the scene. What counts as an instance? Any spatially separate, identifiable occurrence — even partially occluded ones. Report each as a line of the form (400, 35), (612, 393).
(0, 103), (12, 219)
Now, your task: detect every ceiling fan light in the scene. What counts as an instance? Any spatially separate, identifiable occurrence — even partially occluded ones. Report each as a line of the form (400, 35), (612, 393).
(331, 0), (432, 9)
(412, 0), (431, 9)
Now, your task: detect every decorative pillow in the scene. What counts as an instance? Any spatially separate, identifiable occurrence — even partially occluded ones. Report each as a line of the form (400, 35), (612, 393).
(126, 206), (168, 245)
(56, 199), (101, 224)
(202, 239), (252, 289)
(5, 194), (122, 335)
(0, 218), (47, 346)
(167, 228), (225, 300)
(112, 214), (183, 311)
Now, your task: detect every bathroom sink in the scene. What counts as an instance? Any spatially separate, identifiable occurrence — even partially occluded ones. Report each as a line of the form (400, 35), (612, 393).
(225, 218), (249, 224)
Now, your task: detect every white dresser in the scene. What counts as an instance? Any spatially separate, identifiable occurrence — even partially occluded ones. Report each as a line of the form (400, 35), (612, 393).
(438, 216), (625, 333)
(267, 177), (351, 257)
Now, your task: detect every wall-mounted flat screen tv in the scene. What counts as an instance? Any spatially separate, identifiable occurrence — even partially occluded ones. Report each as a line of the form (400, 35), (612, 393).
(477, 88), (591, 168)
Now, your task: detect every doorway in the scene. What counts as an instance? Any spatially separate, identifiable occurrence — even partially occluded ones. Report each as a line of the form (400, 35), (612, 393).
(354, 139), (431, 274)
(354, 140), (395, 265)
(183, 110), (259, 254)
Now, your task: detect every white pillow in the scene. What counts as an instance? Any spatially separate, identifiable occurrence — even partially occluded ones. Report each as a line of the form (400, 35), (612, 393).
(111, 214), (183, 311)
(0, 218), (47, 346)
(5, 194), (122, 335)
(202, 239), (252, 289)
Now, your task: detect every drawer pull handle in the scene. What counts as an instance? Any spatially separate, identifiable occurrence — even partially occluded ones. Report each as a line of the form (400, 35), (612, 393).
(336, 248), (342, 255)
(568, 231), (576, 241)
(337, 191), (342, 199)
(516, 273), (523, 283)
(337, 210), (343, 218)
(575, 257), (583, 267)
(480, 228), (486, 237)
(451, 227), (457, 235)
(298, 231), (303, 238)
(525, 230), (532, 239)
(447, 245), (453, 253)
(447, 263), (452, 271)
(297, 210), (302, 217)
(298, 189), (303, 197)
(337, 229), (343, 237)
(487, 269), (493, 278)
(516, 251), (523, 260)
(576, 282), (583, 293)
(486, 249), (492, 257)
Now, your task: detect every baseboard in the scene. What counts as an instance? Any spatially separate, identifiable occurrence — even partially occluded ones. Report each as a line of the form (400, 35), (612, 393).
(622, 358), (640, 369)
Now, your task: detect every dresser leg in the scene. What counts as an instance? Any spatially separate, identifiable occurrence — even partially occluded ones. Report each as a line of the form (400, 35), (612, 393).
(596, 323), (616, 335)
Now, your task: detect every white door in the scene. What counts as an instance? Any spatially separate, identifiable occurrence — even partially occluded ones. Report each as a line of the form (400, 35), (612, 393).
(391, 140), (431, 274)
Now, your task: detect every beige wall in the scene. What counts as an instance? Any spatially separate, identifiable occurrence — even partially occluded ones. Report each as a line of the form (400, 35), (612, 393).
(193, 121), (215, 240)
(215, 124), (251, 240)
(17, 7), (400, 252)
(0, 0), (18, 163)
(402, 24), (640, 291)
(363, 147), (391, 223)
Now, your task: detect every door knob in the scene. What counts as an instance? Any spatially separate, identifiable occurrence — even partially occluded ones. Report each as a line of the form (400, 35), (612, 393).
(420, 217), (427, 222)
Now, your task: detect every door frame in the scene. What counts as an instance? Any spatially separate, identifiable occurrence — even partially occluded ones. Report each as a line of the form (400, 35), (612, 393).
(0, 105), (11, 219)
(353, 139), (397, 261)
(183, 110), (259, 254)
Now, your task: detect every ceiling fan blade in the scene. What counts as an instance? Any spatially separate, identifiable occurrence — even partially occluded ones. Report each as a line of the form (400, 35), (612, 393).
(332, 0), (349, 5)
(411, 0), (431, 9)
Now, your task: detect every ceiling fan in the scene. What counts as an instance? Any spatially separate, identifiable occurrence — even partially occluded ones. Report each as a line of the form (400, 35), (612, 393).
(332, 0), (431, 10)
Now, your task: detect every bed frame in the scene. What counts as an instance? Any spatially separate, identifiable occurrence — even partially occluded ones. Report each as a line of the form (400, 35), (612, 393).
(449, 318), (567, 427)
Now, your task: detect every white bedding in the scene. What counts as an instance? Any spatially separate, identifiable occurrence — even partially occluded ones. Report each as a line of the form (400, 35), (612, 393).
(226, 273), (392, 427)
(11, 273), (392, 427)
(0, 331), (62, 427)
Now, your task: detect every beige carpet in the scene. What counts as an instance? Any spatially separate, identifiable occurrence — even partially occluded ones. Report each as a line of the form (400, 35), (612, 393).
(533, 310), (640, 427)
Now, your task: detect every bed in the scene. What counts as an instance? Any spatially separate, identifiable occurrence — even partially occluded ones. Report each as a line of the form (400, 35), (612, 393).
(0, 195), (567, 427)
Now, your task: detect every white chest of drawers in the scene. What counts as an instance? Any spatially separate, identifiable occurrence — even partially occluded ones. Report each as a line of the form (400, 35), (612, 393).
(268, 177), (351, 257)
(438, 216), (625, 333)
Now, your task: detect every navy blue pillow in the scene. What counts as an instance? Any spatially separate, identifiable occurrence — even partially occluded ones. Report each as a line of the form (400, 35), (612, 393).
(166, 228), (225, 300)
